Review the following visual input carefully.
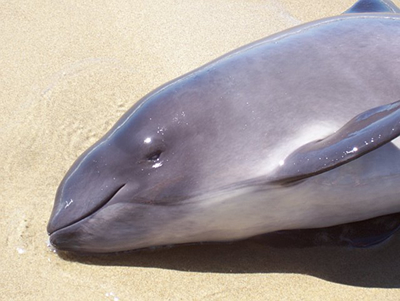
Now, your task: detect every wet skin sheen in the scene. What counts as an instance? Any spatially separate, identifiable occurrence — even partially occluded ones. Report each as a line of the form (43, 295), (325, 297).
(48, 0), (400, 253)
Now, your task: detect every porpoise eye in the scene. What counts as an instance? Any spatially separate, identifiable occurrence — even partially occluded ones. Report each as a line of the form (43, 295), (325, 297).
(146, 150), (162, 161)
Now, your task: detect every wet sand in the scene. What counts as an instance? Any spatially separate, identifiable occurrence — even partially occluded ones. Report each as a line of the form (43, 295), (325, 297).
(2, 0), (400, 299)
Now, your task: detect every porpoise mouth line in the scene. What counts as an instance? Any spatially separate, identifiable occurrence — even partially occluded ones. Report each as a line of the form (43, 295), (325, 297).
(49, 183), (126, 235)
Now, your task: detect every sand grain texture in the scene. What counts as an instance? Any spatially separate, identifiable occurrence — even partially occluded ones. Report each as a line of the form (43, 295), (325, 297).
(2, 0), (400, 300)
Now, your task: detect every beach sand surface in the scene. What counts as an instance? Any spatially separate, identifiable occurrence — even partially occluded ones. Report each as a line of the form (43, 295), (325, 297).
(2, 0), (400, 300)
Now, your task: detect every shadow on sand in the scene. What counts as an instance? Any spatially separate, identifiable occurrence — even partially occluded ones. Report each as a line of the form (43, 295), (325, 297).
(58, 227), (400, 288)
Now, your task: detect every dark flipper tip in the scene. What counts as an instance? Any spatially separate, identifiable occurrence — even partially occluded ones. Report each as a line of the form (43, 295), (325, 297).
(272, 100), (400, 184)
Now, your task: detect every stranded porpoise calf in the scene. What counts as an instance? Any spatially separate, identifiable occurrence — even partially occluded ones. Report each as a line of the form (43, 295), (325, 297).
(48, 0), (400, 253)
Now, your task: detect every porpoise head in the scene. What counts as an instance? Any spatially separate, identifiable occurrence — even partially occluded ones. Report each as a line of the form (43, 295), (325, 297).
(48, 0), (400, 253)
(47, 76), (400, 253)
(47, 77), (266, 253)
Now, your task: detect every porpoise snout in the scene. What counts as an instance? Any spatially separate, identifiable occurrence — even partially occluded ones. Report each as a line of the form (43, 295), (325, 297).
(47, 181), (126, 234)
(49, 227), (82, 252)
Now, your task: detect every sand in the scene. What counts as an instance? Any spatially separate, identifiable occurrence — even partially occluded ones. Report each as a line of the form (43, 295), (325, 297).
(2, 0), (400, 300)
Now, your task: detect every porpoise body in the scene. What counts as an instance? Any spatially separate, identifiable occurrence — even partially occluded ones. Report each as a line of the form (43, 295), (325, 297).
(48, 0), (400, 253)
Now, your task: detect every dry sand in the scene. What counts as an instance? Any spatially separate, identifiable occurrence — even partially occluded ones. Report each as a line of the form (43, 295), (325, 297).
(2, 0), (400, 300)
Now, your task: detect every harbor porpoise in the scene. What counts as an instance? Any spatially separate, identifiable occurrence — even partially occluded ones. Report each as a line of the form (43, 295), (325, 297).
(48, 0), (400, 253)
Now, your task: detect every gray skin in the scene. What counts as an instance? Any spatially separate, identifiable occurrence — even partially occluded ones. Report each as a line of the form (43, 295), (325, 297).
(48, 0), (400, 253)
